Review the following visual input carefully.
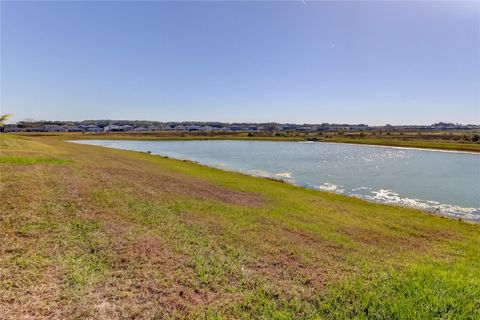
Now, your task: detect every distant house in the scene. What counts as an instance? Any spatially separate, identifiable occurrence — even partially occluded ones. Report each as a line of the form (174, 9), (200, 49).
(174, 125), (187, 131)
(229, 125), (243, 131)
(4, 126), (25, 132)
(200, 126), (219, 131)
(296, 126), (314, 131)
(121, 125), (134, 131)
(147, 125), (161, 131)
(133, 127), (148, 132)
(103, 124), (134, 132)
(104, 125), (122, 132)
(85, 125), (102, 132)
(281, 125), (296, 131)
(68, 127), (83, 132)
(44, 125), (67, 132)
(187, 125), (201, 131)
(161, 125), (175, 131)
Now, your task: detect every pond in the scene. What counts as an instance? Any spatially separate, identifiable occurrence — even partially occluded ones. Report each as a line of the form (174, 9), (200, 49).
(72, 140), (480, 221)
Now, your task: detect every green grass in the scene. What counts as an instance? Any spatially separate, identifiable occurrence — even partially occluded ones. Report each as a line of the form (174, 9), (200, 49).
(322, 137), (480, 152)
(0, 155), (72, 164)
(1, 133), (479, 319)
(316, 259), (480, 319)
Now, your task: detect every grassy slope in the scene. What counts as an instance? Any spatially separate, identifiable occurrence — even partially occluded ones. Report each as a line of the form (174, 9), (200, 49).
(1, 134), (479, 319)
(322, 137), (480, 152)
(16, 131), (480, 152)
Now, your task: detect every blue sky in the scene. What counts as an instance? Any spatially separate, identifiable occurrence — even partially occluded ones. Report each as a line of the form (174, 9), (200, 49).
(1, 1), (479, 125)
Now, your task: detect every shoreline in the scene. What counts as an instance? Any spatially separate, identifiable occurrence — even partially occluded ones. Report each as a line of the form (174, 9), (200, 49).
(65, 134), (480, 154)
(313, 140), (480, 155)
(69, 139), (480, 222)
(14, 131), (480, 153)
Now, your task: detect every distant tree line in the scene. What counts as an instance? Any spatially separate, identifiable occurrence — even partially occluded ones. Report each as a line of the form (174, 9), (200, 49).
(3, 119), (480, 133)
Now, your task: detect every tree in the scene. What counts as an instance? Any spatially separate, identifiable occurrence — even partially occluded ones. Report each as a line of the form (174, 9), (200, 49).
(0, 114), (12, 125)
(0, 114), (13, 132)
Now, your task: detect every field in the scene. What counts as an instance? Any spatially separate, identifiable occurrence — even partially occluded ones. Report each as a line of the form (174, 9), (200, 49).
(1, 133), (479, 319)
(16, 129), (480, 152)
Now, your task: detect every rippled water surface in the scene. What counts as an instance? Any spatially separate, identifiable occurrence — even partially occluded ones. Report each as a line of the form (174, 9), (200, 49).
(73, 140), (480, 221)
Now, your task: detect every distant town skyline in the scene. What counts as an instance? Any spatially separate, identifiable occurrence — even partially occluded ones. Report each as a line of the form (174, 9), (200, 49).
(1, 1), (479, 125)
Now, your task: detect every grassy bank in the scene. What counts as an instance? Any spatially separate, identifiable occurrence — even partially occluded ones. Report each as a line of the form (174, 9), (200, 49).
(17, 130), (480, 152)
(322, 136), (480, 152)
(1, 134), (479, 319)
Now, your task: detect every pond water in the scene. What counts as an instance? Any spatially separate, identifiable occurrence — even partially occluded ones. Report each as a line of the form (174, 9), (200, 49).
(72, 140), (480, 221)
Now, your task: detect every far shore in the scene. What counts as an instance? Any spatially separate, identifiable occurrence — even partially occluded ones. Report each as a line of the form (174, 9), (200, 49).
(14, 130), (480, 153)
